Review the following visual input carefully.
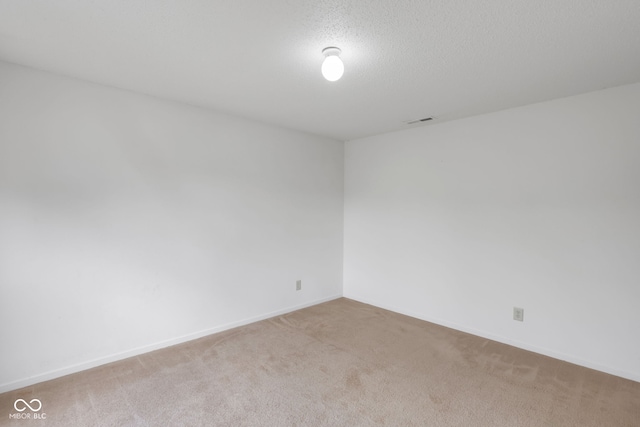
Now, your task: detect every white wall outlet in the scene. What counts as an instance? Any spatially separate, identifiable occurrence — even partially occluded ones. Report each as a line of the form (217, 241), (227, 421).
(513, 307), (524, 322)
(296, 280), (302, 291)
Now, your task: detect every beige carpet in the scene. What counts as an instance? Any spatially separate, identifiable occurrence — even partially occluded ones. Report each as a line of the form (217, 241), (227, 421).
(1, 298), (639, 426)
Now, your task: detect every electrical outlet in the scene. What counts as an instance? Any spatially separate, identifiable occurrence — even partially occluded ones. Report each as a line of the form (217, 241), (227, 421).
(296, 280), (302, 291)
(513, 307), (524, 322)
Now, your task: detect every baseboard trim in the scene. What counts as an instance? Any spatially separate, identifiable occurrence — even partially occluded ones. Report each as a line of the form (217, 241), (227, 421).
(0, 294), (343, 394)
(343, 293), (640, 383)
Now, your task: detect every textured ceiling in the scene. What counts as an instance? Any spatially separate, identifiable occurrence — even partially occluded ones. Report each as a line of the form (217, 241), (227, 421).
(1, 0), (640, 141)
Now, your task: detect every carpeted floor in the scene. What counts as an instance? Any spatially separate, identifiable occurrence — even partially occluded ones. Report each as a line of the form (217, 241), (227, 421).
(1, 298), (639, 426)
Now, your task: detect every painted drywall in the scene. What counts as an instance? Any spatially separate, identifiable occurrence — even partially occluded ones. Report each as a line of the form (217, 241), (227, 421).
(344, 83), (640, 382)
(0, 61), (343, 392)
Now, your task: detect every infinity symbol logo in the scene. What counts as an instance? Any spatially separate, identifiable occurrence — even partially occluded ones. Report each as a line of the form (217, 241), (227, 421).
(14, 399), (42, 412)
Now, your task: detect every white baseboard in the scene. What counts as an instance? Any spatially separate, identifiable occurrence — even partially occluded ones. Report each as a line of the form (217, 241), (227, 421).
(0, 294), (343, 394)
(343, 293), (640, 384)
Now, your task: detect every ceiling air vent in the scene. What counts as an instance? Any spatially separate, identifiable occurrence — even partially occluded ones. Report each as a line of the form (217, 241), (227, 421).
(406, 117), (434, 125)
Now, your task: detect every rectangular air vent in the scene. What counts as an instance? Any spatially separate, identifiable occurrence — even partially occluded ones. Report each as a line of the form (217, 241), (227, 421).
(406, 117), (434, 125)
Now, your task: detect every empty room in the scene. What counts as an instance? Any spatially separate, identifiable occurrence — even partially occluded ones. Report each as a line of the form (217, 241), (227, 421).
(1, 1), (639, 425)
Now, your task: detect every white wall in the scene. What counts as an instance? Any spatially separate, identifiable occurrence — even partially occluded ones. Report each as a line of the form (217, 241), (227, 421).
(344, 83), (640, 382)
(0, 61), (344, 392)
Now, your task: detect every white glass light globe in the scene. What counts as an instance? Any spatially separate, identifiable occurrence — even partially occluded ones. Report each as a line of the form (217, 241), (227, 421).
(322, 55), (344, 81)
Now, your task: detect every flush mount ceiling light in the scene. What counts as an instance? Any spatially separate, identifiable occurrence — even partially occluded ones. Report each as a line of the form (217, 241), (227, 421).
(321, 47), (344, 82)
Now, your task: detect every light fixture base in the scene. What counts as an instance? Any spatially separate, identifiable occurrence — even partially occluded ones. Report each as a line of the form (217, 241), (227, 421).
(322, 47), (342, 57)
